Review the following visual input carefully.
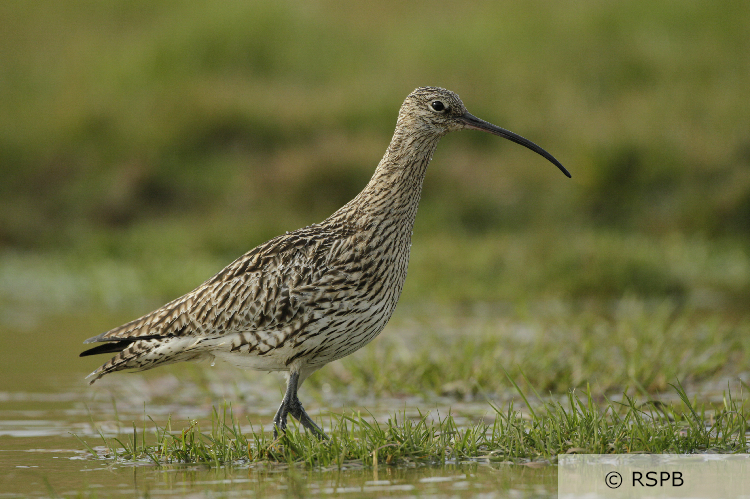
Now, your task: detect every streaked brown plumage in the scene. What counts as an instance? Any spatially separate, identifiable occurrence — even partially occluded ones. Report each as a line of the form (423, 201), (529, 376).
(81, 87), (570, 438)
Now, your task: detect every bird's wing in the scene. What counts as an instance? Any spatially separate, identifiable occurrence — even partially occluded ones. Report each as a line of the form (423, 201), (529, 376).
(83, 225), (363, 347)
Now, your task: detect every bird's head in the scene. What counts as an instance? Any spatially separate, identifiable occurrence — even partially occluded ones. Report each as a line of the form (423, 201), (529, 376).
(400, 86), (571, 178)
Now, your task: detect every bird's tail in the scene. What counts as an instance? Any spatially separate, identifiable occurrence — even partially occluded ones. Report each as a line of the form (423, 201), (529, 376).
(81, 336), (209, 384)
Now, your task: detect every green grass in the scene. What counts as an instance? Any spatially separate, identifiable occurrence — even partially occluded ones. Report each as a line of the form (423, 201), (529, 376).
(70, 293), (750, 470)
(1, 0), (749, 250)
(313, 298), (750, 399)
(77, 381), (749, 467)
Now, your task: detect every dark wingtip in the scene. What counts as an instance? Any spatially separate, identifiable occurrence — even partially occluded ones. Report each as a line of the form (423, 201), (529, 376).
(80, 341), (130, 357)
(80, 334), (165, 357)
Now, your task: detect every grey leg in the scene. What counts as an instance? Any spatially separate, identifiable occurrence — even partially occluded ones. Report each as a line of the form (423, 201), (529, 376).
(272, 392), (292, 437)
(273, 371), (328, 440)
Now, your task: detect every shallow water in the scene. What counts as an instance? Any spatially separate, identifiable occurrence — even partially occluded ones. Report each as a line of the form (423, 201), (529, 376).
(4, 299), (746, 497)
(1, 437), (556, 498)
(0, 313), (558, 498)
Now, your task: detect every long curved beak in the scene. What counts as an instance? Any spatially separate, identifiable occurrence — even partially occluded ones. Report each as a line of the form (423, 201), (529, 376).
(459, 112), (571, 178)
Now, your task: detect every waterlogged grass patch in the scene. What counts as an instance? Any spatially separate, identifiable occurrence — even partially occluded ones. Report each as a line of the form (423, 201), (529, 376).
(76, 382), (749, 467)
(316, 300), (750, 399)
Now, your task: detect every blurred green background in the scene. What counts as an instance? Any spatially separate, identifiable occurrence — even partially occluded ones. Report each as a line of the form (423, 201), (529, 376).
(1, 0), (749, 321)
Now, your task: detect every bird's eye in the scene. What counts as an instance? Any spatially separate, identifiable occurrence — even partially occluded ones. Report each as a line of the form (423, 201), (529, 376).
(430, 101), (447, 112)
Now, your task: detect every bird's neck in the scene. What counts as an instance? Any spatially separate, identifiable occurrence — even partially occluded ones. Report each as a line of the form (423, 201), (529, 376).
(341, 127), (442, 234)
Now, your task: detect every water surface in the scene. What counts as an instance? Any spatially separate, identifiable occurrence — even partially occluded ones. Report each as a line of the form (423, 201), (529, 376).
(0, 313), (557, 498)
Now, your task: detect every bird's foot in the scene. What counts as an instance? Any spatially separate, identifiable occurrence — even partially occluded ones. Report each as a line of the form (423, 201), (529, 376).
(272, 396), (327, 440)
(289, 398), (328, 440)
(272, 370), (328, 440)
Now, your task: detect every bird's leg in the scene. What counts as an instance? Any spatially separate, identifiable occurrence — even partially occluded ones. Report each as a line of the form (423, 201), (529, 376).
(272, 372), (296, 438)
(272, 371), (328, 440)
(272, 400), (290, 439)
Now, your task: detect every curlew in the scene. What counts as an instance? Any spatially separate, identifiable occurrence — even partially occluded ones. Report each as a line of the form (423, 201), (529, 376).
(80, 87), (570, 439)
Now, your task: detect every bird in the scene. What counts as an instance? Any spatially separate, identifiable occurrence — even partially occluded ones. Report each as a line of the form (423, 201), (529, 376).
(80, 86), (570, 440)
